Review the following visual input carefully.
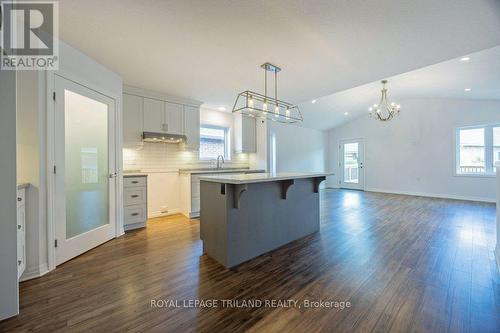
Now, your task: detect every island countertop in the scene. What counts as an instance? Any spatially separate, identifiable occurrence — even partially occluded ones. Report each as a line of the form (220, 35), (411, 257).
(198, 172), (333, 184)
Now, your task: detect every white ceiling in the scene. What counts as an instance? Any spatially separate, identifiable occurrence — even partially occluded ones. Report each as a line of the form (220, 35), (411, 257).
(300, 45), (500, 130)
(58, 0), (500, 127)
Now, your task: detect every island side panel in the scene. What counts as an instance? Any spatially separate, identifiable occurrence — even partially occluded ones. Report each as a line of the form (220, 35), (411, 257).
(226, 178), (320, 268)
(200, 181), (228, 266)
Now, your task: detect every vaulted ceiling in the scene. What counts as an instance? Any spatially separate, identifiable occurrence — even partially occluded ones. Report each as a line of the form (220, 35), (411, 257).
(58, 0), (500, 129)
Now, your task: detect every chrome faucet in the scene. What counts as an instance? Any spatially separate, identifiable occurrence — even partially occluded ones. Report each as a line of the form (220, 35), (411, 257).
(216, 155), (225, 169)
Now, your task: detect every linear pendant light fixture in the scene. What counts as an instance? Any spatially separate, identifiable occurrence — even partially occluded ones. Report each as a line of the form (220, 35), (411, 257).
(368, 80), (401, 121)
(232, 63), (303, 124)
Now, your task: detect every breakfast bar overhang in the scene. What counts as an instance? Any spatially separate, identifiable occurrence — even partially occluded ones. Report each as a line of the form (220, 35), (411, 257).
(199, 173), (331, 268)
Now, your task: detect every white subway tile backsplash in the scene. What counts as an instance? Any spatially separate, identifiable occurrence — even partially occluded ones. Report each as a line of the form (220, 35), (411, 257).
(123, 143), (249, 172)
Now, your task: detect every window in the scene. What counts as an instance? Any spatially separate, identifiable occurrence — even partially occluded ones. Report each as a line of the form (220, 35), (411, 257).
(199, 125), (230, 160)
(456, 125), (499, 175)
(494, 127), (500, 167)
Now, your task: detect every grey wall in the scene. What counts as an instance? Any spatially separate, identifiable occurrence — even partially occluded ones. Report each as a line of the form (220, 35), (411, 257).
(268, 121), (328, 173)
(16, 71), (48, 280)
(328, 98), (500, 202)
(0, 69), (19, 319)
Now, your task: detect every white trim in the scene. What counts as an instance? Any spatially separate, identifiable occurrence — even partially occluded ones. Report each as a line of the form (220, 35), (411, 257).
(495, 245), (500, 274)
(453, 173), (495, 178)
(19, 263), (49, 282)
(148, 208), (181, 218)
(46, 72), (56, 271)
(46, 71), (123, 271)
(338, 138), (365, 190)
(365, 187), (495, 203)
(455, 124), (500, 176)
(123, 84), (202, 107)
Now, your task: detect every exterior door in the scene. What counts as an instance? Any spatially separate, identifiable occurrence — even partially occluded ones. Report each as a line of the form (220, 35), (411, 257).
(340, 139), (365, 190)
(54, 75), (116, 265)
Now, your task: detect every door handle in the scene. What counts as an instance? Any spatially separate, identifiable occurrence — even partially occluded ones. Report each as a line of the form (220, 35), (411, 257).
(360, 162), (364, 169)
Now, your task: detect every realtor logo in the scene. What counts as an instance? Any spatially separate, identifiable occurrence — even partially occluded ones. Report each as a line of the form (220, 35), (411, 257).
(1, 1), (59, 70)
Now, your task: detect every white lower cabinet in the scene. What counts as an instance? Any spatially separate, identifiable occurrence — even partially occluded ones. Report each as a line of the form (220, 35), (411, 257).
(180, 172), (264, 218)
(123, 175), (148, 231)
(180, 174), (202, 218)
(17, 187), (26, 280)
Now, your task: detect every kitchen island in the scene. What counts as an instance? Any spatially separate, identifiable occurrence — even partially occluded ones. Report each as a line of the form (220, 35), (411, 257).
(199, 172), (331, 268)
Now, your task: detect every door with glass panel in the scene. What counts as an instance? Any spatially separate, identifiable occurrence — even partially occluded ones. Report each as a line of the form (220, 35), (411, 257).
(54, 75), (116, 265)
(340, 139), (365, 190)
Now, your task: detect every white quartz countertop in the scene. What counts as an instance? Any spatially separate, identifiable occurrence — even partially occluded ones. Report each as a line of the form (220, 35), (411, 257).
(198, 172), (333, 184)
(178, 168), (265, 175)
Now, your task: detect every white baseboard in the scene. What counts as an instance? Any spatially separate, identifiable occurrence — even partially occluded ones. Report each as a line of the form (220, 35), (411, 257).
(149, 208), (181, 219)
(363, 187), (495, 203)
(20, 262), (49, 282)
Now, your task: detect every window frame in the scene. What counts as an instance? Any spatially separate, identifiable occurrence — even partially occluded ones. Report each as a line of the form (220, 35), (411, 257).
(454, 124), (499, 178)
(199, 124), (231, 161)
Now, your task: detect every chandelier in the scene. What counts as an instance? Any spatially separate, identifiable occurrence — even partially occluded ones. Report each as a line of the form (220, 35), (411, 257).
(368, 80), (401, 121)
(232, 63), (303, 124)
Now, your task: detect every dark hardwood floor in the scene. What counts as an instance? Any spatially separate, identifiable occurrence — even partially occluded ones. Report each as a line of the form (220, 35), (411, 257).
(1, 189), (499, 332)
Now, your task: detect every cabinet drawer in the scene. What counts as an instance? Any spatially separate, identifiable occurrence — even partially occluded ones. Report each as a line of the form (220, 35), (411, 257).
(124, 204), (147, 225)
(124, 176), (147, 188)
(124, 187), (146, 206)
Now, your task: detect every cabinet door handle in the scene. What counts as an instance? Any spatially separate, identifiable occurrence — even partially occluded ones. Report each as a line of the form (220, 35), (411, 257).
(131, 195), (139, 198)
(17, 197), (22, 202)
(131, 181), (139, 184)
(131, 212), (139, 216)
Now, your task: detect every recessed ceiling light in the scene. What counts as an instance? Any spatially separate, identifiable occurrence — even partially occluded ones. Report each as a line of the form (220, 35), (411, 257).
(460, 57), (470, 62)
(344, 112), (349, 116)
(464, 88), (472, 92)
(218, 106), (226, 111)
(311, 99), (317, 103)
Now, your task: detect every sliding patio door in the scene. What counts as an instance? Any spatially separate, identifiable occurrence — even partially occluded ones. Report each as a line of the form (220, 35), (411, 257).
(54, 75), (116, 265)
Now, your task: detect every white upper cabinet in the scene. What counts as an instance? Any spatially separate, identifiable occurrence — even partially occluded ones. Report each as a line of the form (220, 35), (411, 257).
(234, 114), (256, 153)
(122, 86), (202, 147)
(165, 102), (184, 135)
(143, 97), (165, 133)
(123, 93), (144, 146)
(183, 105), (200, 150)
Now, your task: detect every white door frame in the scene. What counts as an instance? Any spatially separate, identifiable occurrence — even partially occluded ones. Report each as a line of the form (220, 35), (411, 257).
(339, 138), (365, 190)
(46, 71), (123, 271)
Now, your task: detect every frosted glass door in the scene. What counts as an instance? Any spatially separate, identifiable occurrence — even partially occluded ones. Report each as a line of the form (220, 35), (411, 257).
(340, 139), (364, 190)
(54, 75), (116, 266)
(64, 90), (109, 238)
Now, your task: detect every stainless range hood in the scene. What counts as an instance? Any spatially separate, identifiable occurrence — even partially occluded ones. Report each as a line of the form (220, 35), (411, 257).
(142, 132), (187, 143)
